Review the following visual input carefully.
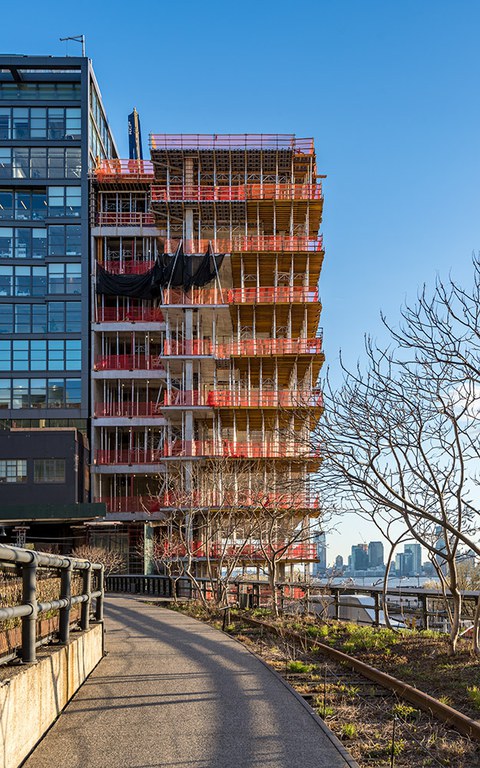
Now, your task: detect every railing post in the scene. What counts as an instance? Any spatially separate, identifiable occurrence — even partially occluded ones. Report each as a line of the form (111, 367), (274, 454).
(21, 553), (38, 664)
(373, 591), (380, 627)
(80, 563), (92, 631)
(59, 559), (72, 644)
(95, 566), (104, 622)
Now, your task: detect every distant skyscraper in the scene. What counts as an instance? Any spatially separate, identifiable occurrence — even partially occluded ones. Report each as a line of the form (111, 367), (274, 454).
(368, 541), (384, 568)
(351, 543), (369, 571)
(404, 543), (422, 574)
(312, 531), (327, 575)
(335, 554), (344, 570)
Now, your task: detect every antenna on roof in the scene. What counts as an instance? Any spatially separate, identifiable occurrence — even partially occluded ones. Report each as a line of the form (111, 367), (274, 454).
(59, 35), (86, 57)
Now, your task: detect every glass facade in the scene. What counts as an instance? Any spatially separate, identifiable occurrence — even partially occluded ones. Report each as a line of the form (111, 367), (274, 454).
(0, 56), (117, 424)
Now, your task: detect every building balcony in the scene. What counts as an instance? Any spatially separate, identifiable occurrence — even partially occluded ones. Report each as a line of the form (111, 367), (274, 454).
(98, 259), (156, 275)
(158, 286), (319, 307)
(95, 306), (165, 322)
(163, 337), (323, 358)
(162, 235), (323, 253)
(95, 212), (156, 227)
(149, 134), (315, 154)
(93, 354), (165, 372)
(206, 390), (323, 409)
(94, 402), (165, 418)
(94, 159), (155, 183)
(94, 440), (317, 464)
(160, 541), (317, 562)
(151, 183), (322, 203)
(96, 492), (319, 514)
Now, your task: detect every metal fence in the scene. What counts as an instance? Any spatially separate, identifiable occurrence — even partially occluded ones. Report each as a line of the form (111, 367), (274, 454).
(105, 574), (480, 631)
(0, 544), (104, 664)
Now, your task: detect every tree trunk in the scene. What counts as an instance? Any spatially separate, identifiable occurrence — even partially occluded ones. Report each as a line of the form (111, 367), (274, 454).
(448, 561), (461, 655)
(269, 561), (279, 617)
(382, 544), (397, 631)
(473, 598), (480, 656)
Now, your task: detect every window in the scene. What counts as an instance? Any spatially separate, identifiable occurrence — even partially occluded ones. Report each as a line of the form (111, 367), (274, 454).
(48, 225), (81, 256)
(48, 263), (81, 295)
(0, 191), (13, 219)
(0, 149), (12, 178)
(34, 459), (65, 483)
(13, 304), (47, 334)
(48, 301), (81, 332)
(0, 304), (13, 333)
(48, 186), (81, 217)
(0, 377), (81, 409)
(0, 340), (81, 371)
(0, 228), (13, 257)
(12, 189), (47, 221)
(0, 459), (27, 483)
(0, 83), (81, 101)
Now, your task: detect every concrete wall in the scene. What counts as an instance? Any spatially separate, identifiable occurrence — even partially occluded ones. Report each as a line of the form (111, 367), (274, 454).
(0, 623), (103, 768)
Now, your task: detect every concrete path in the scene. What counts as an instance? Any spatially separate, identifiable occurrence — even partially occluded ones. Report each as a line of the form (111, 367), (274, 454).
(24, 596), (358, 768)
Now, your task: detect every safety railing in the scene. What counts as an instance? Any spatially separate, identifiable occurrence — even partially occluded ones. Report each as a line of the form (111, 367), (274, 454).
(151, 183), (322, 202)
(93, 354), (165, 371)
(94, 402), (165, 418)
(95, 306), (165, 322)
(162, 235), (324, 253)
(94, 441), (317, 464)
(96, 492), (320, 514)
(149, 134), (315, 154)
(95, 212), (156, 227)
(163, 337), (323, 357)
(94, 159), (155, 182)
(228, 286), (319, 304)
(160, 286), (318, 306)
(0, 544), (104, 665)
(206, 390), (323, 408)
(98, 259), (156, 274)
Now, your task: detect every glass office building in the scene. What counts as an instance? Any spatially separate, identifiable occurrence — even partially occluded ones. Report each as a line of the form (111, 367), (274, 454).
(0, 55), (117, 428)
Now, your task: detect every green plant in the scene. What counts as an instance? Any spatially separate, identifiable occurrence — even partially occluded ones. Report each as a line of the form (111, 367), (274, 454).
(286, 660), (316, 674)
(316, 704), (334, 718)
(467, 686), (480, 710)
(392, 703), (418, 721)
(341, 723), (357, 740)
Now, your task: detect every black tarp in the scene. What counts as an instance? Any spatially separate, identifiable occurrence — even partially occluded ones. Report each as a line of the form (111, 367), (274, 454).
(96, 242), (225, 298)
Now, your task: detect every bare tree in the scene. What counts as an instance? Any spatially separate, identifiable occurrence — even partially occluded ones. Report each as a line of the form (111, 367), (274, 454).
(314, 258), (480, 653)
(71, 545), (125, 577)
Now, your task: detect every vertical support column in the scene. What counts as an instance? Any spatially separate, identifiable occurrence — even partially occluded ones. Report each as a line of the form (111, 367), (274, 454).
(21, 553), (38, 664)
(59, 559), (72, 644)
(144, 523), (154, 575)
(95, 566), (105, 622)
(80, 563), (92, 631)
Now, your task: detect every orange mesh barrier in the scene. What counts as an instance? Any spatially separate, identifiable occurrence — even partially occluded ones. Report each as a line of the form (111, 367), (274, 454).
(149, 134), (314, 154)
(95, 306), (164, 322)
(94, 354), (164, 371)
(151, 183), (322, 202)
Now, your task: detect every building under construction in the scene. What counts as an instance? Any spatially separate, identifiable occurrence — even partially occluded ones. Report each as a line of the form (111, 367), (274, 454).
(91, 134), (324, 573)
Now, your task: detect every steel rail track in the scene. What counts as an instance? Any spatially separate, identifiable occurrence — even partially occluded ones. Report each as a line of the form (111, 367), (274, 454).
(239, 614), (480, 741)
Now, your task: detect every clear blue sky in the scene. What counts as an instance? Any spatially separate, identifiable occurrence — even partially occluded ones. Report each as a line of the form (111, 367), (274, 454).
(3, 0), (479, 562)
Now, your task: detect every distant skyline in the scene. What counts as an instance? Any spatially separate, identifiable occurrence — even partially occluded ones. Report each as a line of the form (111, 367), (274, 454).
(2, 0), (479, 560)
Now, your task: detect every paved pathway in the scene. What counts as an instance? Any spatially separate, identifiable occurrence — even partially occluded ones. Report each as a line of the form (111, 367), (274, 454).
(24, 596), (358, 768)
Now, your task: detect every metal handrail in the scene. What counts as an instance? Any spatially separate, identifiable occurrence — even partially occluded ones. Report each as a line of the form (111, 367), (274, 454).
(0, 544), (104, 664)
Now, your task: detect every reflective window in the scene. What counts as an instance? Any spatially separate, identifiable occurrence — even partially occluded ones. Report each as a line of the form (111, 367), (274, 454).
(0, 459), (27, 483)
(0, 83), (81, 100)
(48, 186), (81, 217)
(47, 301), (81, 332)
(34, 458), (65, 483)
(0, 191), (13, 219)
(30, 379), (47, 408)
(48, 225), (81, 256)
(0, 149), (12, 178)
(0, 304), (13, 332)
(0, 377), (81, 409)
(0, 228), (13, 257)
(0, 340), (10, 370)
(0, 108), (11, 139)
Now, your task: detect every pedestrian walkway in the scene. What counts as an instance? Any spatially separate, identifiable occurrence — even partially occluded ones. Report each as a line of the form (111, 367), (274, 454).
(24, 596), (358, 768)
